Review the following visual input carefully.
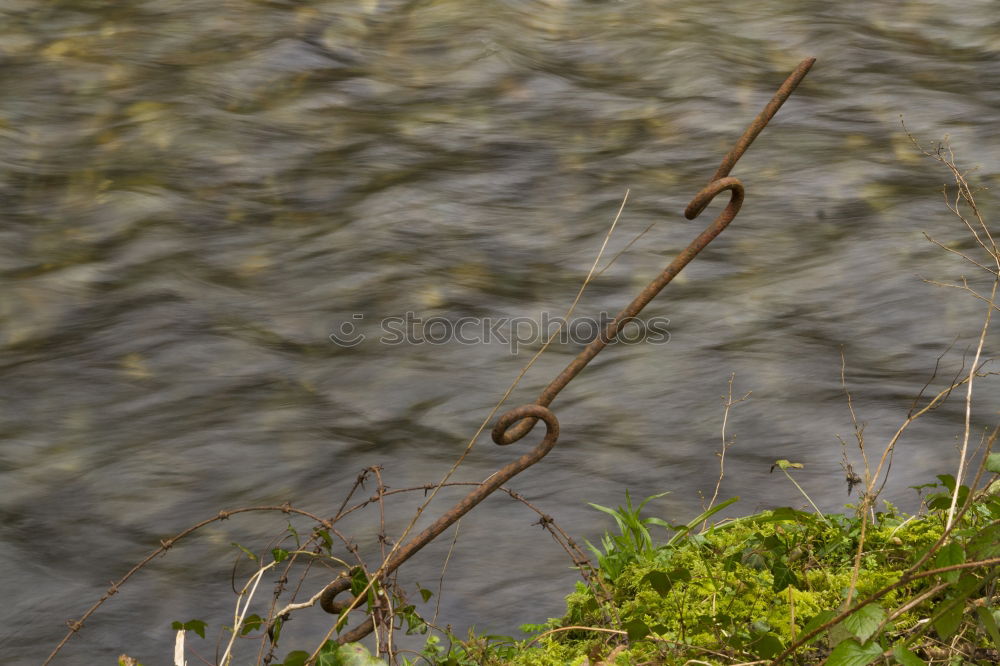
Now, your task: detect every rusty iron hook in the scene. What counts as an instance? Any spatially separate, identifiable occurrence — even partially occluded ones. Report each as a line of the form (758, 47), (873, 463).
(495, 57), (814, 445)
(320, 405), (559, 634)
(321, 57), (815, 641)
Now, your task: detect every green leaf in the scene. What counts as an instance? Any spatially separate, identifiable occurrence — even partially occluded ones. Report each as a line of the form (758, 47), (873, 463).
(752, 507), (813, 524)
(588, 502), (617, 519)
(417, 584), (433, 603)
(842, 603), (885, 643)
(985, 452), (1000, 474)
(799, 610), (837, 644)
(623, 619), (650, 641)
(349, 567), (369, 597)
(636, 490), (671, 511)
(666, 497), (739, 546)
(231, 542), (258, 562)
(240, 614), (263, 636)
(772, 460), (804, 471)
(272, 548), (289, 563)
(183, 619), (207, 639)
(278, 650), (309, 666)
(891, 644), (926, 666)
(751, 633), (784, 658)
(642, 568), (691, 596)
(286, 521), (301, 547)
(936, 474), (956, 492)
(968, 523), (1000, 559)
(927, 494), (951, 511)
(825, 638), (883, 666)
(976, 606), (1000, 646)
(172, 619), (206, 639)
(315, 640), (342, 666)
(336, 642), (386, 665)
(933, 598), (964, 640)
(315, 529), (334, 552)
(933, 542), (964, 583)
(770, 562), (799, 593)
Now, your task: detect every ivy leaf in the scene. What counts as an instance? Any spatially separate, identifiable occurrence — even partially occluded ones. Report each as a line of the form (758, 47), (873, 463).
(285, 521), (301, 547)
(417, 584), (433, 603)
(171, 619), (206, 639)
(240, 614), (263, 636)
(842, 604), (885, 643)
(272, 548), (289, 564)
(315, 641), (340, 666)
(349, 567), (369, 597)
(277, 650), (309, 666)
(183, 619), (206, 639)
(231, 542), (258, 562)
(770, 460), (804, 473)
(335, 642), (386, 665)
(825, 638), (883, 666)
(315, 529), (334, 553)
(985, 452), (1000, 474)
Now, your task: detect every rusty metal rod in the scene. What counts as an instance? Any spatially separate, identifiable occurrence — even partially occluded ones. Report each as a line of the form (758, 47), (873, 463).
(320, 406), (558, 623)
(321, 57), (815, 641)
(497, 56), (815, 445)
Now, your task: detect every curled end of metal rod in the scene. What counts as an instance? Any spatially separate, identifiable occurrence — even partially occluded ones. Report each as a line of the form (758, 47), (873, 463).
(492, 404), (558, 447)
(492, 409), (538, 445)
(319, 574), (354, 615)
(683, 176), (745, 221)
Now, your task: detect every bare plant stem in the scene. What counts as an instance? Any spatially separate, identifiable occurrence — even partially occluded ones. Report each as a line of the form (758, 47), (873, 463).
(947, 277), (996, 531)
(42, 504), (358, 666)
(704, 373), (750, 529)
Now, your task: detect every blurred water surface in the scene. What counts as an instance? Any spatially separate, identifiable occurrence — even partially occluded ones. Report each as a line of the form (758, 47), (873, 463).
(2, 1), (999, 663)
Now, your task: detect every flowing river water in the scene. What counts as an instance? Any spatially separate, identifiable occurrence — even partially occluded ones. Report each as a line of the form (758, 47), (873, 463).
(2, 1), (1000, 663)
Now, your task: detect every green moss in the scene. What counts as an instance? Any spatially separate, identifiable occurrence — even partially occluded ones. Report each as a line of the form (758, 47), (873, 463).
(493, 483), (999, 666)
(400, 480), (997, 665)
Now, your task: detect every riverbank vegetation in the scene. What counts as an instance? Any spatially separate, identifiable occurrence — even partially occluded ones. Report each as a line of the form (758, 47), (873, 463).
(79, 139), (1000, 666)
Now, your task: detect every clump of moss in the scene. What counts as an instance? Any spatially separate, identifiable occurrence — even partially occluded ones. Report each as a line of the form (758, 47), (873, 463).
(499, 476), (999, 665)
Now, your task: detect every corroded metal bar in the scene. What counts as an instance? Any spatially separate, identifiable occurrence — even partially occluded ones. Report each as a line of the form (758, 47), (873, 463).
(322, 58), (816, 641)
(497, 57), (815, 445)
